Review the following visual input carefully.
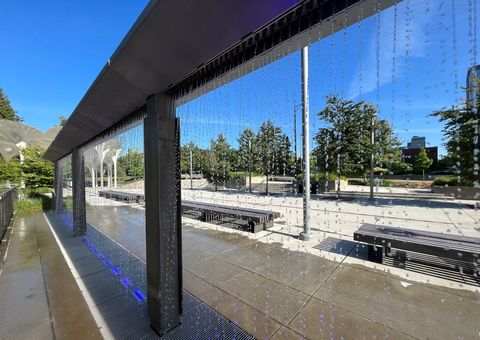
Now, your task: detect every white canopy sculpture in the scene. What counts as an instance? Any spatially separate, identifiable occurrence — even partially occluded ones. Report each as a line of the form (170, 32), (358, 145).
(83, 138), (122, 189)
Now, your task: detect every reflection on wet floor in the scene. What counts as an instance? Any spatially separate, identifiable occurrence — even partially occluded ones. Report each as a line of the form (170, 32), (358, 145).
(84, 204), (480, 339)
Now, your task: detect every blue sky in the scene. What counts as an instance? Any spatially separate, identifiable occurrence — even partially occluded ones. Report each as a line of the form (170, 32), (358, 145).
(1, 0), (478, 158)
(178, 0), (479, 157)
(0, 0), (148, 130)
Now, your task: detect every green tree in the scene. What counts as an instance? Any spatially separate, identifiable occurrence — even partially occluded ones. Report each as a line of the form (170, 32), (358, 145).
(117, 148), (144, 181)
(256, 120), (291, 193)
(58, 115), (67, 126)
(0, 88), (21, 121)
(0, 157), (22, 185)
(432, 97), (479, 183)
(21, 144), (54, 188)
(374, 119), (402, 169)
(313, 95), (400, 177)
(204, 134), (233, 190)
(180, 142), (207, 174)
(237, 128), (260, 173)
(413, 148), (433, 179)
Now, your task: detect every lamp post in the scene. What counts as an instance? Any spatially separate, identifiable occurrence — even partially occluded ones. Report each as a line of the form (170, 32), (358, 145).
(248, 138), (252, 193)
(189, 148), (193, 190)
(299, 46), (311, 241)
(293, 101), (302, 166)
(369, 113), (377, 200)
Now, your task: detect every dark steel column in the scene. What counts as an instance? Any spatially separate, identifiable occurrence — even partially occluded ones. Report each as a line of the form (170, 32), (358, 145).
(54, 161), (63, 214)
(72, 148), (86, 236)
(144, 93), (182, 334)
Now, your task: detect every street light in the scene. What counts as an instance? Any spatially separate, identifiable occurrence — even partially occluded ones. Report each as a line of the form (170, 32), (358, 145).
(293, 100), (303, 167)
(369, 112), (377, 200)
(248, 137), (252, 193)
(189, 148), (193, 190)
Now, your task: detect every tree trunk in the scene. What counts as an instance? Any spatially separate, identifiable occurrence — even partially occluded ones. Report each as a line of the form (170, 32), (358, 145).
(265, 175), (269, 195)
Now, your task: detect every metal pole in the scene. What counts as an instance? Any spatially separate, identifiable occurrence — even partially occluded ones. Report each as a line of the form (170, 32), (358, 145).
(189, 148), (193, 189)
(300, 46), (311, 241)
(294, 100), (298, 164)
(369, 115), (375, 199)
(248, 138), (252, 193)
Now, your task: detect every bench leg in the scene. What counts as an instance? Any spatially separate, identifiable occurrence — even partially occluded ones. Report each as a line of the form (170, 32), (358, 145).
(368, 245), (382, 263)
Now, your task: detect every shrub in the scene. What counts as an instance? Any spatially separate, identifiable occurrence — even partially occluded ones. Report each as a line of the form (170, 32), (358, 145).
(390, 162), (413, 175)
(432, 176), (473, 187)
(296, 173), (347, 181)
(227, 171), (262, 180)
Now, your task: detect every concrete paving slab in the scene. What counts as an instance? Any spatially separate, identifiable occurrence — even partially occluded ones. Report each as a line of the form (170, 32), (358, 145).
(289, 296), (413, 340)
(313, 264), (480, 339)
(271, 326), (305, 340)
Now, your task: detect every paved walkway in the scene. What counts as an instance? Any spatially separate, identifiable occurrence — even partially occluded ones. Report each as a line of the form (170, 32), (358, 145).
(0, 213), (101, 339)
(86, 205), (480, 339)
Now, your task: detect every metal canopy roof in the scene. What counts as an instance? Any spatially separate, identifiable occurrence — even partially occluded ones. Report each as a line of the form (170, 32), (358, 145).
(44, 0), (303, 161)
(45, 0), (395, 162)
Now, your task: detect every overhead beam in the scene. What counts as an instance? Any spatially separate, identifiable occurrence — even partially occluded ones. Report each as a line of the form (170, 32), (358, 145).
(174, 0), (400, 105)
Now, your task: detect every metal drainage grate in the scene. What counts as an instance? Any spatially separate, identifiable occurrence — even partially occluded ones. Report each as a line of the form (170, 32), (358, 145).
(146, 303), (255, 340)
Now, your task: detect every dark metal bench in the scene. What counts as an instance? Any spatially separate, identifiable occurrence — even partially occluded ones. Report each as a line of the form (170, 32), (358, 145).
(354, 224), (480, 271)
(98, 190), (144, 204)
(182, 200), (280, 233)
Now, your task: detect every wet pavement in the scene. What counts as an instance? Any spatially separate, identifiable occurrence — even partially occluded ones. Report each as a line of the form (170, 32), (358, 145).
(86, 205), (480, 339)
(0, 213), (101, 339)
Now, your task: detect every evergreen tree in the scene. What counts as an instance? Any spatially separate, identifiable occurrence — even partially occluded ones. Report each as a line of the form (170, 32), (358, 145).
(432, 96), (479, 184)
(413, 147), (433, 179)
(237, 128), (259, 173)
(117, 149), (144, 181)
(58, 115), (67, 126)
(204, 134), (233, 190)
(256, 120), (291, 193)
(180, 141), (207, 174)
(0, 88), (21, 121)
(0, 157), (22, 185)
(21, 144), (54, 187)
(313, 95), (400, 177)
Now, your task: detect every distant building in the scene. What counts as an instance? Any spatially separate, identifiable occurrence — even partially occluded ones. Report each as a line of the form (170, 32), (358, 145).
(467, 64), (480, 105)
(406, 136), (426, 149)
(401, 136), (438, 165)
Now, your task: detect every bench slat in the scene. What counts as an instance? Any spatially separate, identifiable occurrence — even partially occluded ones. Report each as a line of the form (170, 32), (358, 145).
(354, 224), (480, 263)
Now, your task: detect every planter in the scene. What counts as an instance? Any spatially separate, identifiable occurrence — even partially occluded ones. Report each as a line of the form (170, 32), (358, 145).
(298, 179), (348, 194)
(431, 186), (480, 200)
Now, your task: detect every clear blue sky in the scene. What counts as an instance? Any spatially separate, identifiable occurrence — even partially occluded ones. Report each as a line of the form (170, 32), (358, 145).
(0, 0), (148, 131)
(1, 0), (478, 158)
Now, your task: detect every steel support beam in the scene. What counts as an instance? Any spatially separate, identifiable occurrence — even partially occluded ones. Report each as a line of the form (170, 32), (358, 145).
(54, 161), (63, 214)
(72, 148), (86, 235)
(144, 93), (182, 335)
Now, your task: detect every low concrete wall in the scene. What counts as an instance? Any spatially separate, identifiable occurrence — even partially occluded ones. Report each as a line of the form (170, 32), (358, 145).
(298, 179), (348, 194)
(432, 186), (480, 200)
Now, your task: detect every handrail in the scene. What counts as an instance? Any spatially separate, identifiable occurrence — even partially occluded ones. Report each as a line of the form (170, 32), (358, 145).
(0, 187), (17, 240)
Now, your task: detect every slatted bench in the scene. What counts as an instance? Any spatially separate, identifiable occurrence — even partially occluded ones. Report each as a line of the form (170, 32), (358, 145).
(98, 190), (144, 204)
(354, 224), (480, 272)
(181, 200), (280, 233)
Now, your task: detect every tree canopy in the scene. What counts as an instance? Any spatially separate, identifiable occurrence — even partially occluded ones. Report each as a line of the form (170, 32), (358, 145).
(117, 148), (144, 181)
(180, 141), (208, 174)
(413, 147), (433, 176)
(0, 88), (21, 121)
(313, 95), (401, 177)
(432, 97), (479, 183)
(22, 144), (54, 187)
(204, 134), (234, 190)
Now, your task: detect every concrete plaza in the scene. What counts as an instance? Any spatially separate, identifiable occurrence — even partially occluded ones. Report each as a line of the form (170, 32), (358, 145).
(83, 188), (480, 339)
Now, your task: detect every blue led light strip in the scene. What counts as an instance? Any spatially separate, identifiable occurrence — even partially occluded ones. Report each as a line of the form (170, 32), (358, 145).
(80, 236), (146, 304)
